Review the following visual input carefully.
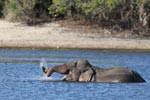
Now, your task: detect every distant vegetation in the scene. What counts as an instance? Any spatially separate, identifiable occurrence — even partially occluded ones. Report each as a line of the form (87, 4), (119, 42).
(0, 0), (150, 33)
(1, 0), (51, 25)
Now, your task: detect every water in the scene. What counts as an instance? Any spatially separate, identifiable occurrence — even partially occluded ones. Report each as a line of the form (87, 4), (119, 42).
(0, 49), (150, 100)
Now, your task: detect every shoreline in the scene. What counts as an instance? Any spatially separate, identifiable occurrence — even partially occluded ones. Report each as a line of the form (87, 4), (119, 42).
(0, 20), (150, 51)
(0, 38), (150, 50)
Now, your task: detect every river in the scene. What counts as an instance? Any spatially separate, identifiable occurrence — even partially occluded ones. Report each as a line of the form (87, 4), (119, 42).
(0, 49), (150, 100)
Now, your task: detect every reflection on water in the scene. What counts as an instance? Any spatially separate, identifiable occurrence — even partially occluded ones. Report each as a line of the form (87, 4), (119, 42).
(0, 49), (150, 100)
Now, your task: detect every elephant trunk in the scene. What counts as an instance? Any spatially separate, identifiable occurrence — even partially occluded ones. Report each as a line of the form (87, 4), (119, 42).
(46, 64), (70, 77)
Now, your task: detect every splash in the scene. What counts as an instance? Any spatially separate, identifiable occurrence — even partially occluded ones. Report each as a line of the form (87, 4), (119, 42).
(39, 76), (54, 81)
(40, 58), (54, 81)
(39, 58), (63, 81)
(40, 58), (48, 73)
(40, 58), (48, 69)
(39, 76), (63, 82)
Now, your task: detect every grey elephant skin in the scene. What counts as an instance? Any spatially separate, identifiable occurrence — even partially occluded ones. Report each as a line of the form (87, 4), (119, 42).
(42, 60), (146, 83)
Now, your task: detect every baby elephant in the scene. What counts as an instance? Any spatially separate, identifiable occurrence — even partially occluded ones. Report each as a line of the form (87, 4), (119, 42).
(42, 59), (146, 83)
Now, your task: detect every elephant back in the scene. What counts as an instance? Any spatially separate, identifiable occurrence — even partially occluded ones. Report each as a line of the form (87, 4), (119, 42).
(131, 70), (146, 82)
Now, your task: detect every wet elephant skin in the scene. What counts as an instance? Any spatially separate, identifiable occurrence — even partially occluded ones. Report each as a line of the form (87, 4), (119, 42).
(43, 59), (146, 83)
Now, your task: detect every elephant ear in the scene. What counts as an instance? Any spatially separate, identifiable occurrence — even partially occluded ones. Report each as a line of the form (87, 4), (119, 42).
(79, 68), (95, 82)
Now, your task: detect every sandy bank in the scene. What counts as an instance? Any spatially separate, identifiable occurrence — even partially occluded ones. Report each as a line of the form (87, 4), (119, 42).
(0, 20), (150, 50)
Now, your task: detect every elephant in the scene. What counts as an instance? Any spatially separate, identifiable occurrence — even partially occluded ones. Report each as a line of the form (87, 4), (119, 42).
(42, 59), (146, 83)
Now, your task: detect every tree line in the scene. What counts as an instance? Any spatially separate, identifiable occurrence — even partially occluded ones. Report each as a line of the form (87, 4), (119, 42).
(0, 0), (150, 33)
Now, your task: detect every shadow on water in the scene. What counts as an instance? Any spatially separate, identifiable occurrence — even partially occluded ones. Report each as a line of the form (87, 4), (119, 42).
(0, 48), (150, 100)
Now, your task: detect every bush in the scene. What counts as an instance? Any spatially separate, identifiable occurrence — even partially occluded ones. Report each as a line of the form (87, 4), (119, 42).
(4, 0), (52, 24)
(48, 0), (83, 19)
(3, 0), (18, 21)
(1, 0), (150, 32)
(34, 0), (52, 19)
(48, 0), (123, 21)
(82, 0), (150, 29)
(48, 0), (150, 32)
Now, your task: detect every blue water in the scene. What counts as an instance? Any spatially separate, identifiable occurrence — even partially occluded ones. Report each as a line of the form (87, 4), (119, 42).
(0, 49), (150, 100)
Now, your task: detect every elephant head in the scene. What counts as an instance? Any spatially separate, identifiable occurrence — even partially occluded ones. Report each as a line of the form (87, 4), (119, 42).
(63, 60), (95, 82)
(43, 59), (95, 82)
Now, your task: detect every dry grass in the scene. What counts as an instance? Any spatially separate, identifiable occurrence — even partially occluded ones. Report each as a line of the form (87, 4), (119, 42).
(0, 19), (150, 50)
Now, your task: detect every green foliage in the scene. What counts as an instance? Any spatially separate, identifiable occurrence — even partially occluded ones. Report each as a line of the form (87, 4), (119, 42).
(3, 0), (52, 23)
(48, 0), (66, 17)
(137, 0), (148, 4)
(47, 0), (150, 31)
(3, 0), (36, 21)
(81, 0), (122, 22)
(1, 0), (150, 32)
(3, 0), (19, 20)
(48, 0), (123, 20)
(48, 0), (83, 19)
(5, 0), (17, 12)
(105, 0), (122, 10)
(0, 0), (5, 17)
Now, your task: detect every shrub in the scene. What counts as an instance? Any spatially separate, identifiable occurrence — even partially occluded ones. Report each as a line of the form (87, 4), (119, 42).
(34, 0), (52, 19)
(3, 0), (18, 20)
(1, 0), (150, 32)
(48, 0), (83, 19)
(4, 0), (52, 24)
(48, 0), (150, 31)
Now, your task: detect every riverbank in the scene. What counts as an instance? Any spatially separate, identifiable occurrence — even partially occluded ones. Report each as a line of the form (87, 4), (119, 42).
(0, 20), (150, 50)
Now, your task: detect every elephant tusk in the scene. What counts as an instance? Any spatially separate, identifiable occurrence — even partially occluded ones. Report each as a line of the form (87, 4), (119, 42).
(87, 74), (92, 82)
(69, 71), (72, 74)
(61, 75), (67, 80)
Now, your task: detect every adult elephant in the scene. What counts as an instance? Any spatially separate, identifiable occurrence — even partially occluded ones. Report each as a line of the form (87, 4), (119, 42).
(42, 59), (146, 83)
